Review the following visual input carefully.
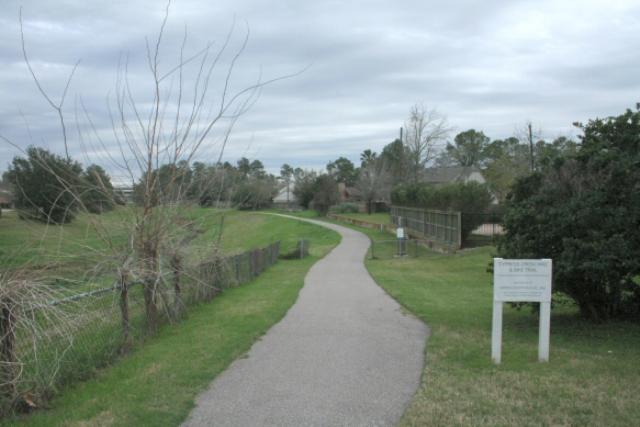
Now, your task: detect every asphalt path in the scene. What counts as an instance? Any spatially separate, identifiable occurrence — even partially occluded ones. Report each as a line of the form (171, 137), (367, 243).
(183, 216), (428, 427)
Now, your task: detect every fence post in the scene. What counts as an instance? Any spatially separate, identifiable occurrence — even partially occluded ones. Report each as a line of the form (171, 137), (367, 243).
(119, 270), (132, 353)
(457, 211), (462, 249)
(171, 254), (184, 320)
(0, 298), (17, 406)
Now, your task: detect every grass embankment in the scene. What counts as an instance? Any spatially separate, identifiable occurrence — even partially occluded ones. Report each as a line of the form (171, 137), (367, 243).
(0, 208), (326, 290)
(334, 222), (640, 426)
(0, 209), (131, 280)
(5, 212), (340, 426)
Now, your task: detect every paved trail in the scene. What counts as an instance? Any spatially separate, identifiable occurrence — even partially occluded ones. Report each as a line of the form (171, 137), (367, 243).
(183, 216), (428, 427)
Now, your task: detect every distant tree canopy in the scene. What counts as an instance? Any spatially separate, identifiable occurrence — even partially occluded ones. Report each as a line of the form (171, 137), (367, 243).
(327, 157), (358, 186)
(445, 129), (490, 167)
(359, 149), (378, 167)
(5, 146), (83, 223)
(357, 156), (391, 214)
(81, 164), (116, 214)
(292, 169), (318, 209)
(132, 157), (278, 209)
(498, 107), (640, 322)
(380, 138), (410, 186)
(311, 174), (339, 215)
(403, 104), (450, 183)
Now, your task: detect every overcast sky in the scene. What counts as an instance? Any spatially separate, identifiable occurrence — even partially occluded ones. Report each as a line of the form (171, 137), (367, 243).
(1, 0), (639, 182)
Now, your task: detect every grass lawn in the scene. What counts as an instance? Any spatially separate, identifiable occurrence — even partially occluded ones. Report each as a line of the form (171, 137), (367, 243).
(5, 212), (340, 426)
(0, 208), (331, 291)
(330, 221), (640, 426)
(0, 209), (131, 278)
(333, 212), (390, 225)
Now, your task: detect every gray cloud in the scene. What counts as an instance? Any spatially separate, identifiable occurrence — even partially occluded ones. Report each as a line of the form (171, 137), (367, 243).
(1, 0), (639, 180)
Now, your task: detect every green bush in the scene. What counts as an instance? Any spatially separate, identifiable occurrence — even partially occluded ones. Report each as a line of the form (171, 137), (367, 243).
(498, 107), (640, 321)
(5, 146), (82, 224)
(329, 202), (360, 214)
(391, 181), (493, 241)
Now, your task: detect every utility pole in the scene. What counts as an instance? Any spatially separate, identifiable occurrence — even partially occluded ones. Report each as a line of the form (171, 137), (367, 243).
(399, 126), (403, 143)
(528, 122), (534, 172)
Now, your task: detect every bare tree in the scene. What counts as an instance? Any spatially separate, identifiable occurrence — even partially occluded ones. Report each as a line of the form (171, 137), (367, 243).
(515, 121), (543, 172)
(0, 1), (297, 408)
(403, 104), (451, 183)
(356, 157), (392, 214)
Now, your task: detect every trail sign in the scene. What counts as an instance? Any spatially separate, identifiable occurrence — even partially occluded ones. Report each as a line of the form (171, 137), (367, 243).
(492, 258), (552, 364)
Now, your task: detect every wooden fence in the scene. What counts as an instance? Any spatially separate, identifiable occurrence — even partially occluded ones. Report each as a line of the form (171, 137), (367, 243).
(390, 206), (462, 250)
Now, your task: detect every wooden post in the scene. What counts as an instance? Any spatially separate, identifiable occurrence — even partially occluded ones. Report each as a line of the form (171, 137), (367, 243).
(491, 301), (503, 364)
(456, 211), (462, 249)
(539, 302), (551, 362)
(171, 254), (183, 320)
(119, 271), (132, 352)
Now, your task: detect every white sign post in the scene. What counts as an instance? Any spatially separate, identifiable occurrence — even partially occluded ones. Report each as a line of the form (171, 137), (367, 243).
(492, 258), (552, 364)
(396, 227), (406, 257)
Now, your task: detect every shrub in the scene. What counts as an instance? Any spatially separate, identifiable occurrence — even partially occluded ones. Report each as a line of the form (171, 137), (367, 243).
(292, 170), (317, 209)
(81, 165), (116, 214)
(329, 202), (360, 214)
(498, 107), (640, 321)
(232, 178), (277, 210)
(5, 146), (82, 224)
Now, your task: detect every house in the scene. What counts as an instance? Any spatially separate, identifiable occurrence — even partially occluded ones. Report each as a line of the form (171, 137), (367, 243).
(337, 183), (362, 203)
(422, 166), (486, 185)
(0, 188), (12, 209)
(273, 185), (298, 209)
(337, 182), (388, 213)
(113, 186), (134, 204)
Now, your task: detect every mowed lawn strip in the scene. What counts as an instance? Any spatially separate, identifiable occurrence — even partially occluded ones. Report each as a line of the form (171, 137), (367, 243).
(331, 212), (390, 225)
(6, 214), (340, 427)
(327, 220), (640, 426)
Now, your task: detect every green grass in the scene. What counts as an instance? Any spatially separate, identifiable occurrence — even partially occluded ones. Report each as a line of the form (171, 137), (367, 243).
(0, 208), (335, 292)
(6, 213), (341, 426)
(0, 209), (131, 278)
(333, 212), (390, 225)
(332, 222), (640, 426)
(190, 210), (337, 256)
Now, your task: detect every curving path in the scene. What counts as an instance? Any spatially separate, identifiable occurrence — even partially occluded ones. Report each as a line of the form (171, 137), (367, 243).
(182, 216), (428, 427)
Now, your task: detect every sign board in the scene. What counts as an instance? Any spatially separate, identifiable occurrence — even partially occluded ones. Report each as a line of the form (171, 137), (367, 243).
(396, 227), (405, 239)
(491, 258), (552, 364)
(494, 259), (552, 302)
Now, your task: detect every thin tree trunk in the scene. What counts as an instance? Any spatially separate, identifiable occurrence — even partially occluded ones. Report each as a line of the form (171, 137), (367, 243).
(171, 253), (184, 320)
(0, 301), (17, 409)
(119, 272), (132, 354)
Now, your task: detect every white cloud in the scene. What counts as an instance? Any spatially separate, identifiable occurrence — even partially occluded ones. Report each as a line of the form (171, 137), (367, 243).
(1, 0), (639, 175)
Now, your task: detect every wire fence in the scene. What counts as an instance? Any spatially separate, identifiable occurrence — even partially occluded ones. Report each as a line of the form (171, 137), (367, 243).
(3, 241), (281, 411)
(390, 206), (462, 250)
(368, 238), (440, 259)
(390, 206), (505, 249)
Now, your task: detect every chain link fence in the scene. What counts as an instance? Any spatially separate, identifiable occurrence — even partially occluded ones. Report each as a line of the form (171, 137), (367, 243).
(368, 238), (440, 259)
